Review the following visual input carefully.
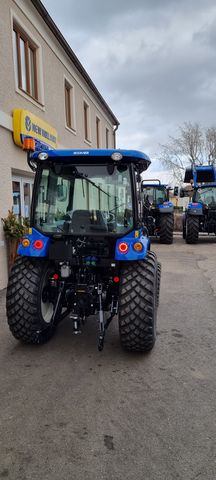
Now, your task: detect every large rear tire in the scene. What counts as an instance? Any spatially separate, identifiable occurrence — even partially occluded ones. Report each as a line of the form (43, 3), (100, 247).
(185, 216), (199, 244)
(160, 214), (174, 244)
(6, 256), (58, 344)
(118, 252), (158, 352)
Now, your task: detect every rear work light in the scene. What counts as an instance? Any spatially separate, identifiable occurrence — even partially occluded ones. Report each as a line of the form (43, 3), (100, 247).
(118, 242), (129, 254)
(111, 152), (123, 161)
(22, 238), (30, 248)
(33, 239), (44, 250)
(133, 242), (143, 252)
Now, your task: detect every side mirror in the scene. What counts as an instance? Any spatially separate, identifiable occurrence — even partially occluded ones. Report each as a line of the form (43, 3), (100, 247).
(173, 186), (179, 196)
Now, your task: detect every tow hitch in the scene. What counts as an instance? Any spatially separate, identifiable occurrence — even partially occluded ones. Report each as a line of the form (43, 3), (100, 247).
(98, 284), (118, 351)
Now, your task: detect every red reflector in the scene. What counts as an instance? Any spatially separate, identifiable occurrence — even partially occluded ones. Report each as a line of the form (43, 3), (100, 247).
(113, 276), (120, 283)
(118, 242), (129, 253)
(53, 273), (59, 280)
(33, 239), (44, 250)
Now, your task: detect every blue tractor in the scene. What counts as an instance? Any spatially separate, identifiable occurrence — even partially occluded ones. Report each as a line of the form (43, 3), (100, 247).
(6, 146), (161, 352)
(182, 165), (216, 243)
(141, 180), (174, 244)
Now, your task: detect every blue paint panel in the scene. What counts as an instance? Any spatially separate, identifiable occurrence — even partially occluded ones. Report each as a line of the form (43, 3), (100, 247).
(18, 228), (50, 257)
(115, 229), (150, 261)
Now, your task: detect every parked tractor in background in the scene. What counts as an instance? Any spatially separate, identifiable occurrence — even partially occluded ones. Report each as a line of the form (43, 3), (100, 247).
(6, 144), (161, 353)
(141, 180), (174, 244)
(182, 165), (216, 243)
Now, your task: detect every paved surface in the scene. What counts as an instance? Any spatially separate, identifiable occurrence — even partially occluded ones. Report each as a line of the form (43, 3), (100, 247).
(0, 236), (216, 480)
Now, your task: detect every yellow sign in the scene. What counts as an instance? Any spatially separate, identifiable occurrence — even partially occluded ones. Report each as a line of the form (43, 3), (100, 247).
(13, 109), (58, 150)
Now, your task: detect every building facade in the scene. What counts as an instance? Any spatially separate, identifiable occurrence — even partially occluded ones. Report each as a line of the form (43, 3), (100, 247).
(0, 0), (119, 289)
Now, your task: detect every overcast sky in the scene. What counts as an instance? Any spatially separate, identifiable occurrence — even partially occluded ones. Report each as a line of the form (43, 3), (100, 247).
(43, 0), (216, 181)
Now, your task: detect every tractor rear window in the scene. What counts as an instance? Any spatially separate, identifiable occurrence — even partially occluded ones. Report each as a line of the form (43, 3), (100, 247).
(142, 186), (167, 205)
(195, 186), (216, 205)
(33, 163), (133, 235)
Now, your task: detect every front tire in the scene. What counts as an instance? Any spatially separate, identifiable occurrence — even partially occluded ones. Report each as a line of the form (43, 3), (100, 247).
(160, 214), (174, 244)
(118, 252), (158, 352)
(185, 216), (199, 244)
(6, 256), (58, 344)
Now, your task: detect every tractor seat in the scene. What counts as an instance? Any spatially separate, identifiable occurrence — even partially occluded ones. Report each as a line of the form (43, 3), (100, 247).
(70, 210), (108, 232)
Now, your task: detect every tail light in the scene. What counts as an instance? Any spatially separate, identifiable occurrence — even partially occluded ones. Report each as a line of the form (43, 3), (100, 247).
(33, 239), (44, 250)
(22, 238), (30, 248)
(118, 242), (129, 254)
(113, 276), (120, 283)
(52, 273), (59, 280)
(133, 242), (143, 252)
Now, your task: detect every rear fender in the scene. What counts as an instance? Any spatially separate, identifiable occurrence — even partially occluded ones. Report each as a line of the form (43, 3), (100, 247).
(115, 229), (150, 261)
(17, 228), (50, 257)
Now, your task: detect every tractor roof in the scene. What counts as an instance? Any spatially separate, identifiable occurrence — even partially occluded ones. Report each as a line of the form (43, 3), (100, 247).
(32, 149), (151, 173)
(141, 179), (167, 188)
(184, 165), (216, 183)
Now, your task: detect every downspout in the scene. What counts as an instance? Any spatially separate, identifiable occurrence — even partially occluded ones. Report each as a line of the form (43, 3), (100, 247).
(113, 124), (119, 149)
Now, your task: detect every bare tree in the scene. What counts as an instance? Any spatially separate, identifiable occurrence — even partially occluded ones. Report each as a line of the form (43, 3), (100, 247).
(159, 122), (205, 182)
(205, 127), (216, 165)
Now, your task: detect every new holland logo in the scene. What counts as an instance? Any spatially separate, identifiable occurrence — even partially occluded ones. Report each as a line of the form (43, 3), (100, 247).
(25, 116), (32, 132)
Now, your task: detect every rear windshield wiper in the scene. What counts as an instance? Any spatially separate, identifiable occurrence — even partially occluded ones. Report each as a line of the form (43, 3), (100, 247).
(73, 170), (111, 198)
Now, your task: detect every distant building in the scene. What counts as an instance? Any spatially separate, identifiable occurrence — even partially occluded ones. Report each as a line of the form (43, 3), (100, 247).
(0, 0), (119, 289)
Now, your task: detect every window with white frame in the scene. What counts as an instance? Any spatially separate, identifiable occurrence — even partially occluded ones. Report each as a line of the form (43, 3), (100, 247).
(12, 176), (34, 219)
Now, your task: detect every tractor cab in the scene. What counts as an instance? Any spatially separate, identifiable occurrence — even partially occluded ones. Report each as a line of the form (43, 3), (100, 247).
(31, 150), (147, 238)
(24, 149), (151, 262)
